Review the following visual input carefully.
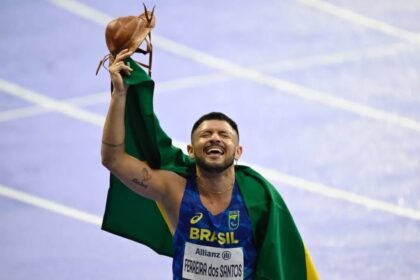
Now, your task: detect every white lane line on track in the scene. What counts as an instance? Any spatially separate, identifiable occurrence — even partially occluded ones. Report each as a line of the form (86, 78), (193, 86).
(151, 38), (420, 132)
(299, 0), (420, 45)
(0, 41), (414, 123)
(0, 1), (416, 220)
(0, 72), (229, 122)
(0, 184), (102, 226)
(0, 79), (103, 126)
(3, 75), (420, 134)
(3, 78), (418, 221)
(48, 0), (111, 25)
(46, 0), (420, 133)
(250, 164), (420, 221)
(257, 42), (413, 72)
(171, 139), (420, 221)
(0, 92), (110, 122)
(0, 106), (47, 122)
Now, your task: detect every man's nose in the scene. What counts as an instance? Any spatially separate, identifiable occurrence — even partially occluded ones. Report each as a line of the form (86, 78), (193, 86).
(209, 133), (221, 142)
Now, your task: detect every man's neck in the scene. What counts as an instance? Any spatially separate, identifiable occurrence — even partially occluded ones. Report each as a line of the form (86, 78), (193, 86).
(195, 167), (235, 196)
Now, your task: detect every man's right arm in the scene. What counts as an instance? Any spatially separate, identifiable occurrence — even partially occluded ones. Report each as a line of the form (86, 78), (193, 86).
(101, 49), (185, 204)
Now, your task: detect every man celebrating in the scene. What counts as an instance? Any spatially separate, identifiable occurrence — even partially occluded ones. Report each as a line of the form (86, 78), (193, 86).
(99, 6), (318, 280)
(102, 49), (257, 279)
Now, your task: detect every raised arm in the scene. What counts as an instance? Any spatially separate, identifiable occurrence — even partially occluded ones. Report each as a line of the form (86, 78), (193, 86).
(101, 49), (185, 204)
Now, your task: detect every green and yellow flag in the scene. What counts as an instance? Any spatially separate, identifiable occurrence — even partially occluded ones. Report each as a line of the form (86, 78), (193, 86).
(102, 58), (319, 279)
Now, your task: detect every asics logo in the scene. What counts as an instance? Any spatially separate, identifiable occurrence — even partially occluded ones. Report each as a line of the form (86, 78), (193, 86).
(190, 213), (203, 224)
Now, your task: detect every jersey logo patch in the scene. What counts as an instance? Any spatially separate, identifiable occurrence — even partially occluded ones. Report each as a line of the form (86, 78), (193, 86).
(190, 212), (203, 224)
(228, 210), (240, 230)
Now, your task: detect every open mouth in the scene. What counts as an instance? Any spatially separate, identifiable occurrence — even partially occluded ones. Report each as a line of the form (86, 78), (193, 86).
(204, 146), (225, 156)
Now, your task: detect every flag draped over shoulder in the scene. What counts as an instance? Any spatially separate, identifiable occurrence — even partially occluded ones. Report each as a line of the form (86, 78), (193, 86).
(102, 58), (319, 280)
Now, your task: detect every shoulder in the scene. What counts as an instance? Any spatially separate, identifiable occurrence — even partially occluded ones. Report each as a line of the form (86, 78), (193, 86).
(157, 169), (188, 189)
(156, 169), (188, 201)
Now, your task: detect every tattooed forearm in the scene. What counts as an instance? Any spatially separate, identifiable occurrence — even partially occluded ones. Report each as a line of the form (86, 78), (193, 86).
(131, 168), (151, 189)
(132, 178), (148, 188)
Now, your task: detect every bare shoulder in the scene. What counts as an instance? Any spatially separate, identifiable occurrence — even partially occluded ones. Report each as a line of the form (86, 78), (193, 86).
(155, 169), (187, 197)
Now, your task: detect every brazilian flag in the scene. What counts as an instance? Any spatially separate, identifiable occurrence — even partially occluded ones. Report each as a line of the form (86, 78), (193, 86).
(102, 58), (319, 279)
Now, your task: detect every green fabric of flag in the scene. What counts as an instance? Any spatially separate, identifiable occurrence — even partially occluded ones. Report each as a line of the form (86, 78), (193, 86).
(102, 58), (317, 279)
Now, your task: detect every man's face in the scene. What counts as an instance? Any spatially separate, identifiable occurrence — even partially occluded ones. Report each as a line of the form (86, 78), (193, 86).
(188, 120), (242, 174)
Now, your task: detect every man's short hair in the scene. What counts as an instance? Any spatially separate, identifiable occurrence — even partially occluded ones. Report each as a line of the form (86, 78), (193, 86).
(191, 112), (239, 140)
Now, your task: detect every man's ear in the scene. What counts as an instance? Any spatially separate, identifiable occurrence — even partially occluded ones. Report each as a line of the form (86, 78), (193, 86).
(235, 145), (243, 160)
(187, 144), (194, 158)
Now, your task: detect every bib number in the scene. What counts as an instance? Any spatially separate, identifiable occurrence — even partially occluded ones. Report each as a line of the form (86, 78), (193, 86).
(182, 242), (244, 280)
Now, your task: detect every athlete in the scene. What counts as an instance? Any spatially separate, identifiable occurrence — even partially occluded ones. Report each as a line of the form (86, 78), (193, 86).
(101, 49), (257, 279)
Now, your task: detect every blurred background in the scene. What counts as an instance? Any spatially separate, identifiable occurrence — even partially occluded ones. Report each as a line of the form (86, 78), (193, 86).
(1, 0), (419, 279)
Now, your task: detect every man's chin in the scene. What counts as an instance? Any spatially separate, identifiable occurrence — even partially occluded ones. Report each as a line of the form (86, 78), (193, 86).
(196, 159), (234, 174)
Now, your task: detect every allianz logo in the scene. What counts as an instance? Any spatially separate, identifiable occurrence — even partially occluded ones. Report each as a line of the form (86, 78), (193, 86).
(195, 248), (232, 260)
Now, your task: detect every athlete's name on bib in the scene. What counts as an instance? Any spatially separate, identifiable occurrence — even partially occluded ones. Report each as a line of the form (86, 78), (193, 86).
(190, 227), (239, 245)
(183, 243), (244, 279)
(184, 259), (243, 278)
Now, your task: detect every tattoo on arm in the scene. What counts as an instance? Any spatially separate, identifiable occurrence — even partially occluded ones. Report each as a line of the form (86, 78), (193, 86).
(132, 178), (148, 188)
(131, 168), (151, 189)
